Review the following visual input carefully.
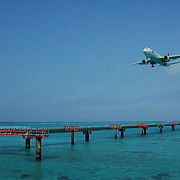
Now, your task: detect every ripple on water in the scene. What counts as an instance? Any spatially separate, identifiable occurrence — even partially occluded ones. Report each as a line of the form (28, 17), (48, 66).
(171, 138), (180, 142)
(151, 172), (173, 180)
(122, 151), (153, 154)
(11, 169), (21, 173)
(20, 174), (31, 179)
(57, 175), (70, 180)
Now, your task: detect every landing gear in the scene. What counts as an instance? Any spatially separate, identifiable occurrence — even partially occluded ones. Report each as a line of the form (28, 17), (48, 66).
(150, 62), (156, 67)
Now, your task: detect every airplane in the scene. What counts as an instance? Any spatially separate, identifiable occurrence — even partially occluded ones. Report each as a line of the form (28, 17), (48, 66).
(133, 47), (180, 67)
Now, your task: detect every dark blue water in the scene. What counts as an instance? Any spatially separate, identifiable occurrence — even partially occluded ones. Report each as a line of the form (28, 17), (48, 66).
(0, 122), (179, 180)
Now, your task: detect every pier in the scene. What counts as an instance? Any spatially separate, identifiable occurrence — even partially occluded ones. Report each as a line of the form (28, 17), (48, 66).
(0, 122), (179, 160)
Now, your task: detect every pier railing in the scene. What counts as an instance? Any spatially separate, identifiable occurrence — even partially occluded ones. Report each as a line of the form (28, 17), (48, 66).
(0, 128), (49, 137)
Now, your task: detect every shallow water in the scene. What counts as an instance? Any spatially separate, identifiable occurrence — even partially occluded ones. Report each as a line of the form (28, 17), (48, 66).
(0, 122), (179, 180)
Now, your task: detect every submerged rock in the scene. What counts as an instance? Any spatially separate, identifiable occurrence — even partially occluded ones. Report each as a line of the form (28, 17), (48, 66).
(57, 175), (70, 180)
(20, 174), (31, 179)
(152, 172), (173, 180)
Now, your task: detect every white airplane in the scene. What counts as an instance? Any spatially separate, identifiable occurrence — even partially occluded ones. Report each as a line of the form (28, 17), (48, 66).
(134, 48), (180, 67)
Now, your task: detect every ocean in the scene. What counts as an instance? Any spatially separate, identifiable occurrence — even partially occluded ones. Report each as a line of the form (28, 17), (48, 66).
(0, 122), (179, 180)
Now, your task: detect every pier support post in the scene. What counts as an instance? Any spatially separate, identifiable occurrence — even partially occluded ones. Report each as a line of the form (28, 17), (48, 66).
(171, 125), (175, 131)
(114, 129), (118, 139)
(142, 128), (147, 136)
(144, 127), (147, 135)
(83, 129), (92, 142)
(85, 133), (89, 141)
(120, 128), (125, 138)
(71, 131), (75, 145)
(35, 137), (42, 161)
(25, 137), (31, 149)
(159, 126), (163, 133)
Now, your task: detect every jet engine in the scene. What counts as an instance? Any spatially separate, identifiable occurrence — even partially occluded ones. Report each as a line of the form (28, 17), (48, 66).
(164, 56), (169, 60)
(142, 59), (148, 64)
(164, 53), (170, 62)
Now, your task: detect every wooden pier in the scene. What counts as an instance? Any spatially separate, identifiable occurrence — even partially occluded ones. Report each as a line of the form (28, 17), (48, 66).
(0, 122), (179, 160)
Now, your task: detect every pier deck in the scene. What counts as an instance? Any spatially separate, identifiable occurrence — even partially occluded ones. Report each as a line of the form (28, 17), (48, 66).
(48, 122), (180, 133)
(0, 122), (179, 160)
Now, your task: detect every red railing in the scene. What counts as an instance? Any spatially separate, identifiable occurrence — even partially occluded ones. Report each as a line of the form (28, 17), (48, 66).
(155, 123), (165, 127)
(64, 126), (80, 132)
(109, 124), (122, 129)
(137, 124), (148, 128)
(0, 129), (49, 137)
(169, 123), (178, 126)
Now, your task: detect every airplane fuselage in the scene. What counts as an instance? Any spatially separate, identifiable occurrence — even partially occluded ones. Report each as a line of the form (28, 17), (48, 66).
(143, 48), (166, 65)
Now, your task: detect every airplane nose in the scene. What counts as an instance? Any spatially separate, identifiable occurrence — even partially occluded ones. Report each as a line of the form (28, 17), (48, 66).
(143, 48), (148, 52)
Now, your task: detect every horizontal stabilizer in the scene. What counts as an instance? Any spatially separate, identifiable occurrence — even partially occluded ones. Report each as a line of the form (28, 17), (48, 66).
(168, 61), (180, 66)
(132, 62), (145, 65)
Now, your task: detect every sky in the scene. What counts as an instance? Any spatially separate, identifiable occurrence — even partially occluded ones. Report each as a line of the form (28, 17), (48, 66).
(0, 0), (180, 122)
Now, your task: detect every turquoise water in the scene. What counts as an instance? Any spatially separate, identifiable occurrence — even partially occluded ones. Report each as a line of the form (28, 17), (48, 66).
(0, 122), (180, 180)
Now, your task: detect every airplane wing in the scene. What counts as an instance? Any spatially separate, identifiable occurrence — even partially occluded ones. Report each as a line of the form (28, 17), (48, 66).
(169, 55), (180, 60)
(133, 60), (151, 65)
(158, 55), (180, 61)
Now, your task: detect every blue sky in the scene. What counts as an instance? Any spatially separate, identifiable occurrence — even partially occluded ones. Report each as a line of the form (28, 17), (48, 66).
(0, 0), (180, 122)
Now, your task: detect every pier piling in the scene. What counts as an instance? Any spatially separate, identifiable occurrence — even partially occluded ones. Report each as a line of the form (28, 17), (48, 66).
(71, 131), (75, 145)
(142, 128), (147, 136)
(83, 129), (92, 142)
(25, 137), (31, 149)
(35, 137), (42, 160)
(120, 128), (125, 138)
(114, 129), (118, 139)
(85, 133), (89, 141)
(171, 125), (175, 131)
